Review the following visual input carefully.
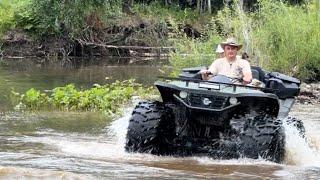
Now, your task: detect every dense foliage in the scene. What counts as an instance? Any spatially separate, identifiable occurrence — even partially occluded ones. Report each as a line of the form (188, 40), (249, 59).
(11, 80), (155, 115)
(169, 0), (320, 81)
(16, 0), (122, 37)
(0, 0), (319, 81)
(0, 0), (29, 35)
(0, 0), (122, 38)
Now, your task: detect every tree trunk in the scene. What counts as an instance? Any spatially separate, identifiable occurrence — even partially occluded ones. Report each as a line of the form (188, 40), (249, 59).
(198, 0), (204, 14)
(208, 0), (211, 13)
(197, 0), (201, 13)
(122, 0), (134, 14)
(164, 0), (172, 6)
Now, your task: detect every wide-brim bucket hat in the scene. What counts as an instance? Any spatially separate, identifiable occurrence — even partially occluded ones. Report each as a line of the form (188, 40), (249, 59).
(220, 37), (243, 50)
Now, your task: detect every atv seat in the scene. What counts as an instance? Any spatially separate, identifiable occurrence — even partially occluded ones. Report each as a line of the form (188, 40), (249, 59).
(251, 66), (265, 83)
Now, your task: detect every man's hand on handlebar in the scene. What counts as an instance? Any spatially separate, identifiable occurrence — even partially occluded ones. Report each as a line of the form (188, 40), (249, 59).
(199, 69), (212, 80)
(199, 69), (212, 75)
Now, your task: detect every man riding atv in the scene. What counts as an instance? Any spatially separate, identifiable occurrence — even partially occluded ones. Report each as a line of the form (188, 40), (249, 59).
(201, 37), (252, 85)
(125, 37), (304, 163)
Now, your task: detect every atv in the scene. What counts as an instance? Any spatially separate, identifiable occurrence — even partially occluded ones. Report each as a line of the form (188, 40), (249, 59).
(125, 66), (304, 163)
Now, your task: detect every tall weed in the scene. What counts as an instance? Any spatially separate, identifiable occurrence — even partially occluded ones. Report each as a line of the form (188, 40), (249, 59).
(169, 34), (221, 76)
(169, 0), (320, 81)
(252, 0), (320, 80)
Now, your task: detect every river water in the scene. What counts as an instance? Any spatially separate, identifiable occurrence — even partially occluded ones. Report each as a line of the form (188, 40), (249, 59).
(0, 58), (319, 179)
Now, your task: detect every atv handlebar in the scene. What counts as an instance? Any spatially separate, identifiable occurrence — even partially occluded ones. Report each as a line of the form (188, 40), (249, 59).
(198, 70), (242, 84)
(157, 76), (276, 92)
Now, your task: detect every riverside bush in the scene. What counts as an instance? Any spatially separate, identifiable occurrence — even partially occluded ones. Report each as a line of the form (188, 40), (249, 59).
(12, 80), (155, 115)
(13, 0), (122, 37)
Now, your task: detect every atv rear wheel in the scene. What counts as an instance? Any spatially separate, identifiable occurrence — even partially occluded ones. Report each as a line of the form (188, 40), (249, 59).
(125, 101), (176, 155)
(240, 116), (285, 163)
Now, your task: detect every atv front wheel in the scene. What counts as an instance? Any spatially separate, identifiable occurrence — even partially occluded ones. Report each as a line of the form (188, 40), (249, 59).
(125, 101), (176, 155)
(240, 116), (285, 163)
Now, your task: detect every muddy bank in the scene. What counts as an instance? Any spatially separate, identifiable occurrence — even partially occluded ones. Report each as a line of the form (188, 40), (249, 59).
(0, 20), (202, 59)
(0, 29), (172, 58)
(297, 83), (320, 105)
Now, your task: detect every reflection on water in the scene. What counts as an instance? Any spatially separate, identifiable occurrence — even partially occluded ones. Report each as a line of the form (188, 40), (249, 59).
(0, 57), (320, 179)
(0, 57), (169, 111)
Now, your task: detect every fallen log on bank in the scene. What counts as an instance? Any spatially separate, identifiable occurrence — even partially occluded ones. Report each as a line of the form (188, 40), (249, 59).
(76, 40), (174, 57)
(79, 42), (174, 51)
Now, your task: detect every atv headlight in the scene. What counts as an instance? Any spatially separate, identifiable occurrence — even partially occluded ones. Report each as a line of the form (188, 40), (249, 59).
(229, 97), (238, 105)
(179, 91), (188, 99)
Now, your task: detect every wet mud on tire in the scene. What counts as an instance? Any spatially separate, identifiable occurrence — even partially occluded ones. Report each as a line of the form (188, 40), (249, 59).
(125, 101), (176, 155)
(125, 104), (305, 163)
(239, 116), (285, 163)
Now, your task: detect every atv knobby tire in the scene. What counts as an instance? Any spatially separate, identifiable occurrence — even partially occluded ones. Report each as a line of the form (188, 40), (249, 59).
(125, 101), (175, 155)
(240, 116), (285, 163)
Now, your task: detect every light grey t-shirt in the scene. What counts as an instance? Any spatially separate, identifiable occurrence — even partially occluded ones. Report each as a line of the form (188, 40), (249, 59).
(208, 57), (251, 79)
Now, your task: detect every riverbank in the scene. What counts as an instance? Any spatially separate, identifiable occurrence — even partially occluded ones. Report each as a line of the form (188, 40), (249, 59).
(297, 83), (320, 105)
(0, 28), (175, 59)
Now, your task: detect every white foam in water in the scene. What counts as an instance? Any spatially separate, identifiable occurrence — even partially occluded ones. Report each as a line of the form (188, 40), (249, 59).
(284, 118), (320, 166)
(15, 105), (134, 161)
(108, 107), (132, 147)
(55, 107), (133, 159)
(194, 156), (276, 166)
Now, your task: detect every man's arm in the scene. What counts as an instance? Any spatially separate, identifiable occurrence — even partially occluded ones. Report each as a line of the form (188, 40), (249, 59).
(243, 71), (252, 84)
(242, 61), (252, 84)
(200, 60), (218, 80)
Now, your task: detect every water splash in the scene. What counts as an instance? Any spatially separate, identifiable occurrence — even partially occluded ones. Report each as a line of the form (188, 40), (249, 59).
(194, 156), (276, 166)
(53, 107), (133, 160)
(284, 117), (320, 166)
